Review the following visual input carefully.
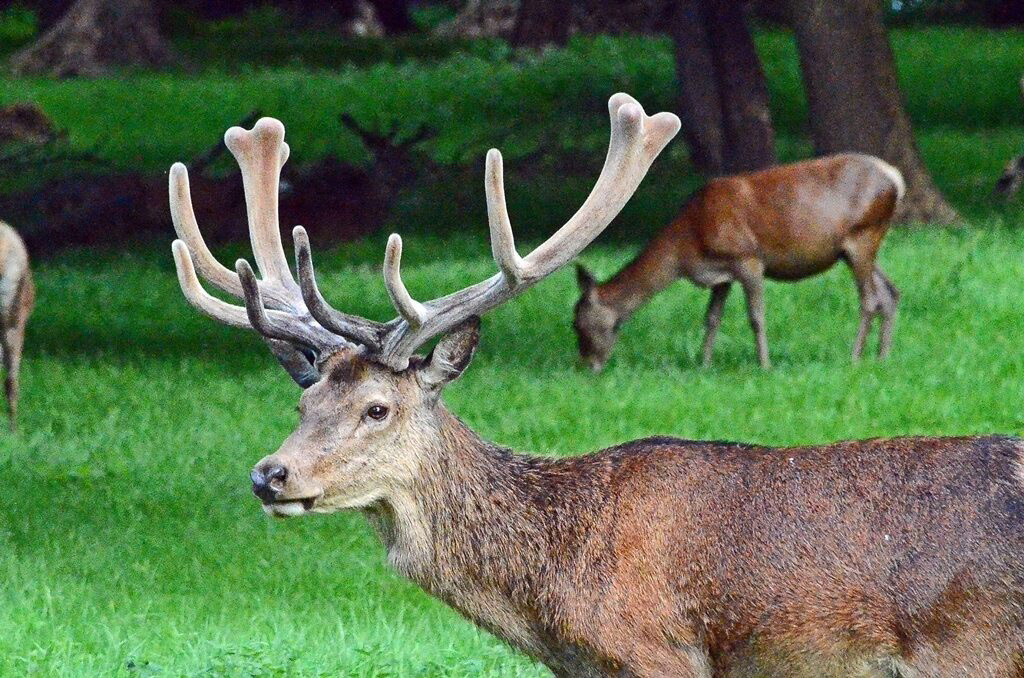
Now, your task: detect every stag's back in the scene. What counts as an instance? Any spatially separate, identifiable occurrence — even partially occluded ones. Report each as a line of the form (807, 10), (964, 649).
(593, 435), (1024, 674)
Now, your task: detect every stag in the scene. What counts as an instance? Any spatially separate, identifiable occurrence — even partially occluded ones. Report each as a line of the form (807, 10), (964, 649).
(170, 99), (1024, 676)
(574, 154), (904, 370)
(0, 221), (33, 430)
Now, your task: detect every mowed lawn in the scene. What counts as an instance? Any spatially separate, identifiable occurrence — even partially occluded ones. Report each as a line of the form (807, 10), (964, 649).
(2, 222), (1024, 675)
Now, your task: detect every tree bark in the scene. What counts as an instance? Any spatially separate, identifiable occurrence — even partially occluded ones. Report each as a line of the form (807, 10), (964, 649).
(367, 0), (414, 35)
(787, 0), (957, 223)
(671, 0), (776, 176)
(512, 0), (570, 47)
(671, 0), (725, 175)
(9, 0), (172, 78)
(704, 1), (776, 173)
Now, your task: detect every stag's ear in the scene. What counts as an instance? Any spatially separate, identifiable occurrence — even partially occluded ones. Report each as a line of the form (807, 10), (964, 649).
(576, 264), (597, 296)
(418, 316), (481, 392)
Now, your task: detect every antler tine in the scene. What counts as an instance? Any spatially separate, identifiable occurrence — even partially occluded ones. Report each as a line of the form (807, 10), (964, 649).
(170, 163), (244, 298)
(485, 149), (524, 286)
(172, 240), (250, 327)
(293, 225), (384, 348)
(174, 240), (324, 386)
(375, 93), (680, 369)
(224, 118), (296, 291)
(383, 234), (427, 330)
(235, 259), (351, 351)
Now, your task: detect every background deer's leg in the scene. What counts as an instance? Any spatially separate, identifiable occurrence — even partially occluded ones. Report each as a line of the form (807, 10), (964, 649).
(872, 267), (900, 359)
(736, 259), (770, 369)
(1, 325), (18, 430)
(843, 231), (884, 361)
(702, 282), (731, 367)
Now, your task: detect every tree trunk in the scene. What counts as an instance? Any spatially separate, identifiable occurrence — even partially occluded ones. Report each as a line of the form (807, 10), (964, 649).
(704, 1), (776, 173)
(787, 0), (957, 223)
(512, 0), (570, 47)
(671, 0), (725, 175)
(367, 0), (414, 35)
(671, 0), (776, 177)
(9, 0), (172, 78)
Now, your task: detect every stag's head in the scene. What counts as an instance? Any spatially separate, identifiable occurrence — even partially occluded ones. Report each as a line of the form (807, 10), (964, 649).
(169, 96), (679, 517)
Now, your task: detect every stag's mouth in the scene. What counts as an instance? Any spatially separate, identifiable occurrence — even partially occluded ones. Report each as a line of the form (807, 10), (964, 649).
(262, 495), (319, 517)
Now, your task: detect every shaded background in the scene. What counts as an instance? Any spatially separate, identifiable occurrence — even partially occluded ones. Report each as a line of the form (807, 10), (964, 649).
(0, 0), (1022, 254)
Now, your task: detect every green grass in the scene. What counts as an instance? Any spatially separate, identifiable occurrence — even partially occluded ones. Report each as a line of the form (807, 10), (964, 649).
(4, 222), (1024, 675)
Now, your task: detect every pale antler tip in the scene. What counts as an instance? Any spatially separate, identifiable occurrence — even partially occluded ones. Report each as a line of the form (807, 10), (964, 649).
(616, 102), (644, 127)
(170, 161), (188, 178)
(292, 224), (308, 242)
(234, 258), (254, 277)
(253, 117), (286, 139)
(387, 232), (403, 253)
(608, 92), (640, 115)
(223, 125), (246, 150)
(648, 111), (682, 139)
(171, 240), (193, 275)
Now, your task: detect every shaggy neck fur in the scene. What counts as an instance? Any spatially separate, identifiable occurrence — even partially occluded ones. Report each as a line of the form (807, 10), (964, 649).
(362, 405), (609, 657)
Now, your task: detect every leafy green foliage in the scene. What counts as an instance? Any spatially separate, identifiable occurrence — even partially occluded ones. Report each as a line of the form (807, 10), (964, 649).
(2, 29), (1022, 231)
(0, 3), (37, 56)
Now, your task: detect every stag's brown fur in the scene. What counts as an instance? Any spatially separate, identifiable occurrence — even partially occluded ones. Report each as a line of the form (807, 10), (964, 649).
(575, 154), (904, 370)
(256, 344), (1024, 677)
(0, 222), (33, 429)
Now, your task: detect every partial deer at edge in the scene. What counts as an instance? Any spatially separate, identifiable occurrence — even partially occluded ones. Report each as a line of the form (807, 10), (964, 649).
(993, 76), (1024, 200)
(0, 221), (33, 430)
(575, 154), (904, 370)
(169, 98), (1024, 676)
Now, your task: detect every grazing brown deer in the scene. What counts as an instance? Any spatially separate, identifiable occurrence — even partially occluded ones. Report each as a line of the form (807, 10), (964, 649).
(170, 101), (1024, 676)
(0, 221), (33, 430)
(993, 78), (1024, 201)
(574, 154), (904, 371)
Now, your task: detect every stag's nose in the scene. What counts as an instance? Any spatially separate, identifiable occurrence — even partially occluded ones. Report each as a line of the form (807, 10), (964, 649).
(251, 463), (288, 503)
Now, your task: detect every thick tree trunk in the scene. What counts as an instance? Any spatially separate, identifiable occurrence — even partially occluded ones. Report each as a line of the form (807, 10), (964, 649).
(574, 0), (670, 35)
(512, 0), (570, 47)
(671, 0), (776, 177)
(787, 0), (957, 223)
(671, 0), (725, 175)
(9, 0), (171, 77)
(704, 1), (776, 173)
(367, 0), (414, 35)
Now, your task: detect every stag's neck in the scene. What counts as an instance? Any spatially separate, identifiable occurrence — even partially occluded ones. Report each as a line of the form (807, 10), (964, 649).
(364, 407), (604, 647)
(596, 228), (684, 321)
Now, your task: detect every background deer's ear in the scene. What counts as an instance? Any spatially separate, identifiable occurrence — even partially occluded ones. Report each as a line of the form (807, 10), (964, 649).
(576, 264), (597, 296)
(418, 316), (481, 391)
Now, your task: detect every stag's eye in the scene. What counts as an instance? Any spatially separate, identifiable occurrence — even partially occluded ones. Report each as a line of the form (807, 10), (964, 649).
(365, 404), (389, 421)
